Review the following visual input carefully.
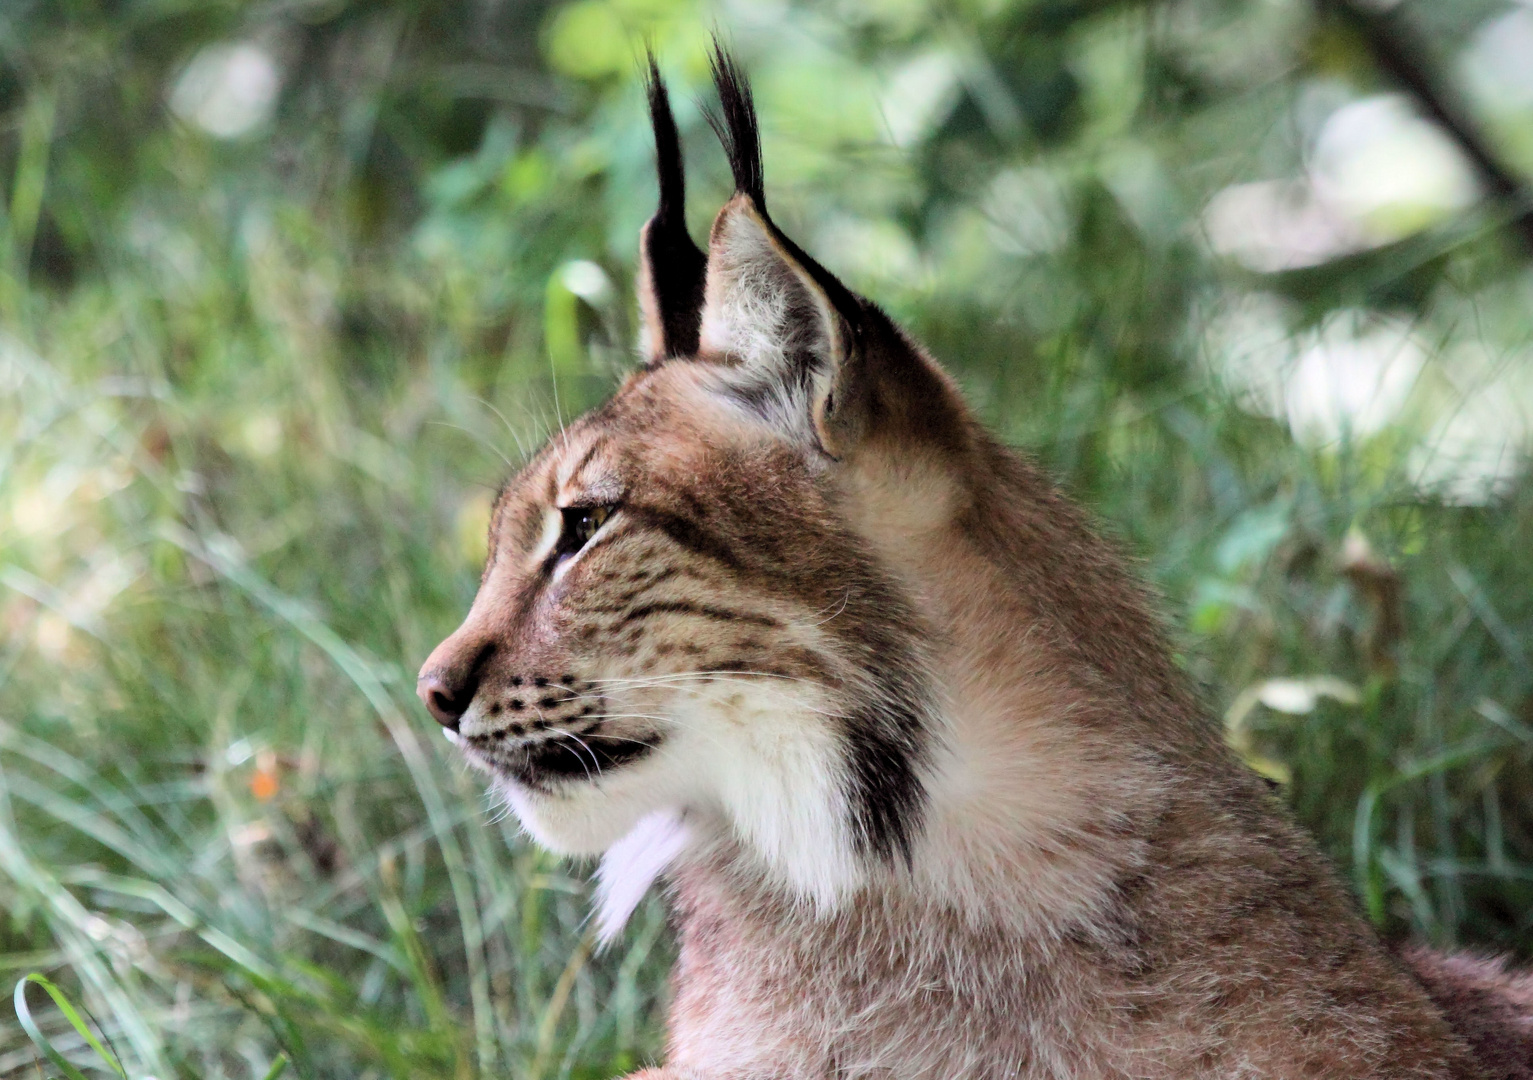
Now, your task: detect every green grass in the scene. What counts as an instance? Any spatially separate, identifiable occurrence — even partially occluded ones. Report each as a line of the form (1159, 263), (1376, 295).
(0, 205), (678, 1076)
(2, 0), (1532, 1076)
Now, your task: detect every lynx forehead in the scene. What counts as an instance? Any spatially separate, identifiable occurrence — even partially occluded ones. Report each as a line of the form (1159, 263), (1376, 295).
(420, 44), (1532, 1080)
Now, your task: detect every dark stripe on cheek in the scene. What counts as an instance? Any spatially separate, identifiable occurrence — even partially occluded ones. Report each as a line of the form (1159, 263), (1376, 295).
(624, 505), (746, 573)
(620, 600), (778, 629)
(844, 693), (928, 866)
(602, 566), (684, 607)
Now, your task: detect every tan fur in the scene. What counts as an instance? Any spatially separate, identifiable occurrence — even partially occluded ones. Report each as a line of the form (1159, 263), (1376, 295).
(418, 61), (1531, 1080)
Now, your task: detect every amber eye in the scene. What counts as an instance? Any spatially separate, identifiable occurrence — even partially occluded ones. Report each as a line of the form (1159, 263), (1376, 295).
(554, 505), (612, 562)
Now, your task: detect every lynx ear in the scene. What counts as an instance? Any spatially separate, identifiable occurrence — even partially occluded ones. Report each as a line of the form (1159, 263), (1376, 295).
(696, 45), (865, 447)
(636, 55), (707, 365)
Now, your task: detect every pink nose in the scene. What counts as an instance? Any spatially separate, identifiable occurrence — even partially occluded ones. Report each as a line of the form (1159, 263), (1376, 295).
(417, 672), (472, 731)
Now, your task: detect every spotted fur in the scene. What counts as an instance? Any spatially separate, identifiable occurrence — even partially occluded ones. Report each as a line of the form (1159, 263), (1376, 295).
(418, 44), (1533, 1080)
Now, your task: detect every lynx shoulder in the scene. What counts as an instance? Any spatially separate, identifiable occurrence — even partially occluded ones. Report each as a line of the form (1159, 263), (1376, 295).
(418, 46), (1533, 1080)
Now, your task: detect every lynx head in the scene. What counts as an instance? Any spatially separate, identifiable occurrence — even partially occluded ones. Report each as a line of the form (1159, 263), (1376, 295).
(419, 47), (980, 935)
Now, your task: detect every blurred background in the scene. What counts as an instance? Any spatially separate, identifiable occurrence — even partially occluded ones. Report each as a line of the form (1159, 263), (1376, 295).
(2, 0), (1532, 1076)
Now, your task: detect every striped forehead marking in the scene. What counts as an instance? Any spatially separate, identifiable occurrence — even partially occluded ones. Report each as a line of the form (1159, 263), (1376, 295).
(554, 434), (611, 495)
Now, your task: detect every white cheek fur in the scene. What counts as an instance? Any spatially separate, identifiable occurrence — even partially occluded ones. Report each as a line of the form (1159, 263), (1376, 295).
(499, 678), (863, 937)
(594, 809), (692, 942)
(678, 683), (861, 911)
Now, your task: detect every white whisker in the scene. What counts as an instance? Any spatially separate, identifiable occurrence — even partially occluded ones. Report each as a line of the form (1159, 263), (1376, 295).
(808, 589), (852, 627)
(545, 727), (601, 783)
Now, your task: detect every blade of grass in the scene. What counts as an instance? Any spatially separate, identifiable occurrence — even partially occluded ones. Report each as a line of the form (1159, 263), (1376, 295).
(1353, 736), (1511, 924)
(58, 867), (280, 983)
(0, 759), (168, 1074)
(13, 973), (126, 1080)
(530, 934), (593, 1080)
(1, 85), (56, 324)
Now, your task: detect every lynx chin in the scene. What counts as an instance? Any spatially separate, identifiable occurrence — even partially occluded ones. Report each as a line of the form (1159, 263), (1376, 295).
(418, 45), (1533, 1080)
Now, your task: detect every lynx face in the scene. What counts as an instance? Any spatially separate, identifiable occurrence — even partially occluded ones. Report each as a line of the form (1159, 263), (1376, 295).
(419, 55), (957, 928)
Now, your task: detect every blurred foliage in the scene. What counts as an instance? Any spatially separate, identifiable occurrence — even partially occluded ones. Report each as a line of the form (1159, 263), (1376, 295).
(1, 0), (1532, 1076)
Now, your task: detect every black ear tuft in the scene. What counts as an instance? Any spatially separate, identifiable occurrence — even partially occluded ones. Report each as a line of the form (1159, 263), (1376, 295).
(706, 39), (765, 209)
(698, 41), (868, 358)
(640, 51), (707, 361)
(644, 52), (689, 234)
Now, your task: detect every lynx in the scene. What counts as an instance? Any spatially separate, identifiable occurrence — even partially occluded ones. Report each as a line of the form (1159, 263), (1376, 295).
(418, 47), (1533, 1079)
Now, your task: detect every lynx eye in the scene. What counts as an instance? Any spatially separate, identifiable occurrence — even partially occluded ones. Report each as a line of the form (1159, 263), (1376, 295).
(554, 505), (613, 562)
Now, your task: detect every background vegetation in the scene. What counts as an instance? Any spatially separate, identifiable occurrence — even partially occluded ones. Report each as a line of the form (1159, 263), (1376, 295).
(2, 0), (1532, 1076)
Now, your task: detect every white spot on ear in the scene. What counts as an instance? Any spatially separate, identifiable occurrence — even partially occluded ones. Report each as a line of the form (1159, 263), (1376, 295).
(700, 212), (800, 369)
(698, 202), (842, 443)
(594, 809), (692, 942)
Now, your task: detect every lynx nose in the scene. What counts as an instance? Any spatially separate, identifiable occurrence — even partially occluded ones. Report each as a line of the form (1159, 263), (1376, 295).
(417, 671), (475, 731)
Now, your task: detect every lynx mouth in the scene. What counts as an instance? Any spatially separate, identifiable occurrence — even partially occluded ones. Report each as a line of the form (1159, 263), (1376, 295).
(494, 731), (663, 790)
